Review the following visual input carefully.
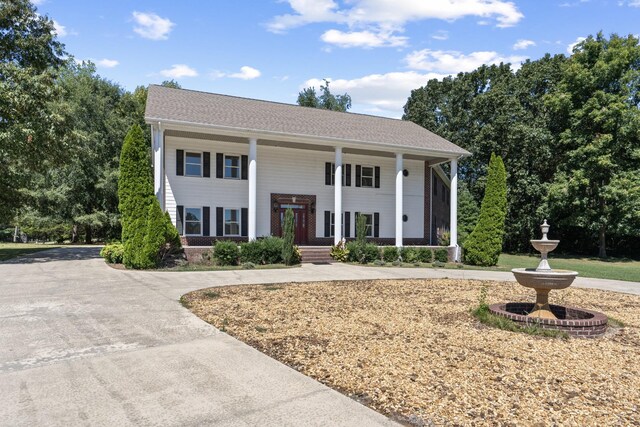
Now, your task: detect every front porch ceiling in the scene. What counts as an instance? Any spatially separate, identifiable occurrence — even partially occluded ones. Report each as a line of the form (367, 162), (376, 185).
(164, 129), (453, 164)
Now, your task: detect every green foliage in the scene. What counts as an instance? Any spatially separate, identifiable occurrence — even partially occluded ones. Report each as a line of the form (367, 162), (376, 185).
(382, 246), (399, 262)
(362, 243), (380, 264)
(457, 182), (480, 245)
(434, 248), (449, 263)
(282, 208), (298, 265)
(463, 154), (507, 266)
(213, 240), (240, 266)
(261, 236), (285, 264)
(400, 247), (418, 263)
(297, 79), (352, 112)
(417, 247), (433, 263)
(242, 262), (256, 270)
(137, 198), (181, 268)
(100, 243), (124, 264)
(356, 214), (367, 245)
(330, 239), (350, 262)
(437, 231), (450, 246)
(240, 240), (264, 264)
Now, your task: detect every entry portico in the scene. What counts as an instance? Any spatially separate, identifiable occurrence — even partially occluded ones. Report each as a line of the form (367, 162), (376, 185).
(146, 86), (470, 253)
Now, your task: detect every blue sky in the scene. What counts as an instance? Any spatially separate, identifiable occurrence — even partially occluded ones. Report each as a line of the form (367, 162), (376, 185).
(35, 0), (640, 118)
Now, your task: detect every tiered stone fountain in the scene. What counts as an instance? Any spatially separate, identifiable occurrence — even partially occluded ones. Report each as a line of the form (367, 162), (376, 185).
(489, 220), (608, 337)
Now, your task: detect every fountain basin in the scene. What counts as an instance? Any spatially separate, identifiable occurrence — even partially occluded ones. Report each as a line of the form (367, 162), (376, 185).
(530, 239), (559, 253)
(488, 303), (608, 338)
(512, 268), (578, 290)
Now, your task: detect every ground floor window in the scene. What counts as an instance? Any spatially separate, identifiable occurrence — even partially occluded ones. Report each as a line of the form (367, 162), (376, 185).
(185, 207), (202, 235)
(224, 208), (240, 236)
(357, 213), (373, 237)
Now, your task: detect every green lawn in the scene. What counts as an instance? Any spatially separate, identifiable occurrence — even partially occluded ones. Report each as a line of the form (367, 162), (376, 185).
(491, 253), (640, 283)
(0, 243), (61, 261)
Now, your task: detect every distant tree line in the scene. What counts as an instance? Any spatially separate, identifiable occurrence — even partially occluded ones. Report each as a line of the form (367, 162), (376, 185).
(404, 32), (640, 258)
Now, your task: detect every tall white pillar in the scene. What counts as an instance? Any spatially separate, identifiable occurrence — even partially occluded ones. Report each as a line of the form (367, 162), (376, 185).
(152, 124), (164, 210)
(248, 138), (257, 241)
(334, 147), (343, 245)
(450, 158), (458, 252)
(395, 153), (403, 247)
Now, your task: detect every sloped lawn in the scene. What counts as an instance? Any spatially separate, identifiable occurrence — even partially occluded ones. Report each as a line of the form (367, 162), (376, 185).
(0, 243), (61, 261)
(182, 279), (640, 425)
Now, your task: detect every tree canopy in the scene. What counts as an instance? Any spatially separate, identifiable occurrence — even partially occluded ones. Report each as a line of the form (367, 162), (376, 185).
(297, 79), (352, 112)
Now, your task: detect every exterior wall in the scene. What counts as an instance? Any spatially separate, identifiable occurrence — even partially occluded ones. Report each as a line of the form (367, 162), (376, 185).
(163, 134), (434, 245)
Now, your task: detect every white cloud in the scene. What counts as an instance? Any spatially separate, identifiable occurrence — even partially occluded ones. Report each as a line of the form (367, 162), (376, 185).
(432, 30), (449, 41)
(567, 36), (587, 54)
(513, 39), (536, 50)
(132, 11), (174, 40)
(619, 0), (640, 6)
(321, 29), (407, 48)
(302, 71), (447, 118)
(52, 20), (67, 37)
(405, 49), (527, 74)
(229, 66), (261, 80)
(160, 64), (198, 79)
(96, 58), (119, 68)
(268, 0), (524, 35)
(32, 0), (46, 5)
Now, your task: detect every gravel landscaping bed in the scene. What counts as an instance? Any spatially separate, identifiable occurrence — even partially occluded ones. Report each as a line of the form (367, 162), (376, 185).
(182, 279), (640, 425)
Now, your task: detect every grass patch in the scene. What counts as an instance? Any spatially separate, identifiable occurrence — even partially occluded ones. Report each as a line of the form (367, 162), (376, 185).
(0, 243), (61, 261)
(472, 303), (569, 339)
(203, 290), (221, 299)
(263, 285), (283, 291)
(607, 316), (625, 328)
(255, 326), (267, 333)
(164, 263), (298, 272)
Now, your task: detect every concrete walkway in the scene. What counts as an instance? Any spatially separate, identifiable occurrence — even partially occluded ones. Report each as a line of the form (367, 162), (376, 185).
(0, 248), (637, 426)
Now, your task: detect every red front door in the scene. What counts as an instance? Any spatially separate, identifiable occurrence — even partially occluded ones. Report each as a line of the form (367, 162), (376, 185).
(279, 204), (308, 245)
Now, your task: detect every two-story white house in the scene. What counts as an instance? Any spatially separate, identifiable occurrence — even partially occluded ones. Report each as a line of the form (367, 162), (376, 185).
(144, 85), (470, 259)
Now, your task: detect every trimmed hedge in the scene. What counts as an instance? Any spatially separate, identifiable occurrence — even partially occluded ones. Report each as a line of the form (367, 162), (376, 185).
(213, 240), (240, 266)
(434, 248), (449, 263)
(382, 246), (399, 262)
(417, 247), (433, 263)
(463, 153), (507, 266)
(240, 240), (264, 264)
(100, 243), (124, 264)
(346, 241), (380, 263)
(400, 247), (418, 263)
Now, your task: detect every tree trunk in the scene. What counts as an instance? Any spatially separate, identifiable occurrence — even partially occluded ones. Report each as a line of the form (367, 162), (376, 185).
(71, 224), (78, 243)
(598, 224), (607, 258)
(85, 225), (92, 244)
(13, 226), (19, 243)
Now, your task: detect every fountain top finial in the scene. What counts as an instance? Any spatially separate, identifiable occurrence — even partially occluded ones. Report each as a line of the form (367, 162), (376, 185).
(540, 219), (550, 241)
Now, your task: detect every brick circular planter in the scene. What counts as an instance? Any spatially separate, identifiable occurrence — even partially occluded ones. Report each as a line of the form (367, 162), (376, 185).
(488, 302), (608, 338)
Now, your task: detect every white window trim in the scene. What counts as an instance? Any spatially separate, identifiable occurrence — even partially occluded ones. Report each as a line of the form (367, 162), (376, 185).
(184, 151), (203, 177)
(224, 154), (242, 180)
(360, 165), (375, 188)
(224, 208), (241, 236)
(358, 212), (374, 237)
(184, 207), (203, 236)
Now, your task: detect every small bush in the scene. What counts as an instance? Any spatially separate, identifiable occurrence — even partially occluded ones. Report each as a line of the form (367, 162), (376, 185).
(330, 239), (349, 262)
(382, 246), (399, 262)
(100, 243), (124, 264)
(392, 259), (402, 266)
(213, 240), (240, 266)
(240, 240), (264, 264)
(373, 259), (385, 266)
(261, 236), (284, 264)
(400, 247), (418, 263)
(417, 247), (433, 263)
(242, 262), (256, 270)
(362, 243), (380, 263)
(345, 241), (360, 262)
(434, 248), (449, 263)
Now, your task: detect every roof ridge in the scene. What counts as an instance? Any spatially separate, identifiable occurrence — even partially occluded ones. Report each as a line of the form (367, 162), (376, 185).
(148, 84), (409, 123)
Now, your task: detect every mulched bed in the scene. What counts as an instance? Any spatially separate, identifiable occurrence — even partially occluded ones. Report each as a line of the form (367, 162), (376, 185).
(182, 279), (640, 425)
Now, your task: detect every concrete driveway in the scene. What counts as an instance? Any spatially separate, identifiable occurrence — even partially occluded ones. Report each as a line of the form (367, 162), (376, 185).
(1, 248), (637, 426)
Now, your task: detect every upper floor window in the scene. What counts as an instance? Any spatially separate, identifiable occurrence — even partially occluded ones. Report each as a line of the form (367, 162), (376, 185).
(360, 166), (374, 188)
(225, 155), (240, 179)
(185, 152), (202, 177)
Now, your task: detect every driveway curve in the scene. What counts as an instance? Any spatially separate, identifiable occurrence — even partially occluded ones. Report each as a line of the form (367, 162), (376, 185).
(1, 247), (637, 426)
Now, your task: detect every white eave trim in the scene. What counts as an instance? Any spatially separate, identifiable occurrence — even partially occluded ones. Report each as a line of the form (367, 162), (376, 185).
(146, 117), (471, 159)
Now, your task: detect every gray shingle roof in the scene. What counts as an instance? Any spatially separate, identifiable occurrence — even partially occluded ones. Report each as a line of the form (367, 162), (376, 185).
(145, 85), (470, 156)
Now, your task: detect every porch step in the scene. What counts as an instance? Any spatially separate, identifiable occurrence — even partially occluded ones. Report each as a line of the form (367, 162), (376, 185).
(299, 246), (333, 264)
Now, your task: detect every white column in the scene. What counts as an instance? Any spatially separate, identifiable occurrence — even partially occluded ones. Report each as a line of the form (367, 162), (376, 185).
(334, 147), (343, 245)
(152, 124), (164, 210)
(450, 158), (458, 252)
(395, 153), (403, 247)
(248, 138), (258, 241)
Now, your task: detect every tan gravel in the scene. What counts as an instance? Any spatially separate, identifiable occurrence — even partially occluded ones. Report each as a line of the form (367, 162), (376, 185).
(182, 279), (640, 426)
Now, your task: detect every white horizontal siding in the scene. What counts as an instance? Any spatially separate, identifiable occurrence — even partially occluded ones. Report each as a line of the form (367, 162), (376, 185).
(164, 135), (424, 239)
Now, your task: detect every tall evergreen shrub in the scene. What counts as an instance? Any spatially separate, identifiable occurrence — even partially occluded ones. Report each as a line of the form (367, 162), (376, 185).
(463, 153), (507, 266)
(281, 208), (296, 265)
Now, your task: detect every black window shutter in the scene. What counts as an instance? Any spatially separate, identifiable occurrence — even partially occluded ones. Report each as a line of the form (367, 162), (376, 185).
(374, 212), (380, 238)
(203, 152), (211, 178)
(241, 155), (248, 180)
(176, 150), (184, 176)
(355, 165), (362, 187)
(345, 211), (350, 238)
(324, 211), (331, 238)
(345, 164), (351, 186)
(216, 154), (223, 179)
(325, 162), (332, 185)
(216, 207), (223, 236)
(177, 205), (184, 235)
(354, 212), (360, 236)
(374, 167), (381, 188)
(203, 206), (210, 236)
(241, 208), (248, 237)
